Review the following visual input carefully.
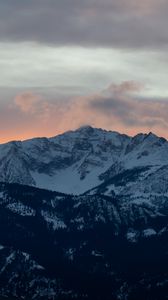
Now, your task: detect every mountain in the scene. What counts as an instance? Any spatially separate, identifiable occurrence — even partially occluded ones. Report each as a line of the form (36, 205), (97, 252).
(0, 245), (59, 300)
(1, 127), (168, 299)
(0, 126), (168, 195)
(1, 183), (168, 299)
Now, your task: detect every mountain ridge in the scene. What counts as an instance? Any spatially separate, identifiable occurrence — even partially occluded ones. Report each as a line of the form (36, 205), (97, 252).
(0, 126), (168, 195)
(1, 127), (168, 299)
(0, 181), (168, 299)
(1, 125), (165, 145)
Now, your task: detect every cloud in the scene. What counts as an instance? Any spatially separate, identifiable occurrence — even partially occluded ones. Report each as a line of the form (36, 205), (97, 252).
(14, 92), (42, 113)
(0, 0), (167, 49)
(88, 81), (168, 132)
(14, 91), (71, 123)
(102, 81), (143, 96)
(0, 81), (167, 143)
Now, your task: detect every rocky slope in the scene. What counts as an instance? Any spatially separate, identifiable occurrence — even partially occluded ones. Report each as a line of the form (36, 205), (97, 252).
(0, 183), (168, 299)
(1, 126), (168, 195)
(0, 246), (59, 300)
(1, 127), (168, 299)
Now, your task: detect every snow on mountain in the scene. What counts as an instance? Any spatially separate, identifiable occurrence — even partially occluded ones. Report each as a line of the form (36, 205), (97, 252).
(1, 182), (168, 299)
(1, 126), (168, 299)
(0, 126), (168, 195)
(0, 245), (59, 299)
(6, 202), (36, 217)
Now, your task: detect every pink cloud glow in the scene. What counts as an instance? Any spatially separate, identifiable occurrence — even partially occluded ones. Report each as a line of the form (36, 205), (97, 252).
(1, 82), (168, 143)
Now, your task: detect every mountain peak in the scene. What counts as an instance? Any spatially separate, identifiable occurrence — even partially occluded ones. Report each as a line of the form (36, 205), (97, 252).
(0, 127), (168, 194)
(76, 125), (95, 134)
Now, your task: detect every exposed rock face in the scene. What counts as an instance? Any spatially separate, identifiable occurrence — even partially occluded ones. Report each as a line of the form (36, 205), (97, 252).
(0, 127), (168, 195)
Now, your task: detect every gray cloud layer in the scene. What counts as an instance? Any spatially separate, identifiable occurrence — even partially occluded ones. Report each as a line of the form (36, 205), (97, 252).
(89, 82), (168, 129)
(0, 0), (168, 49)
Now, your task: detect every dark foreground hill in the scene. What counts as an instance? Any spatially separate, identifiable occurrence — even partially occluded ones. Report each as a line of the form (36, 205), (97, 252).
(0, 183), (168, 299)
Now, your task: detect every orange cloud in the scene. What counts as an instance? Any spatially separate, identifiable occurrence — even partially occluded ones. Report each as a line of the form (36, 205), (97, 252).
(1, 81), (168, 143)
(58, 81), (168, 139)
(14, 92), (42, 114)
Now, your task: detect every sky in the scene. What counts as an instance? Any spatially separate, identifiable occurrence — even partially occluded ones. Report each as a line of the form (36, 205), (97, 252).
(1, 0), (168, 142)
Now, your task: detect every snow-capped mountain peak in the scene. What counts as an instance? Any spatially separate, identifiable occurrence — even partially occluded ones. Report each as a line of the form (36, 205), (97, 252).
(0, 126), (168, 194)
